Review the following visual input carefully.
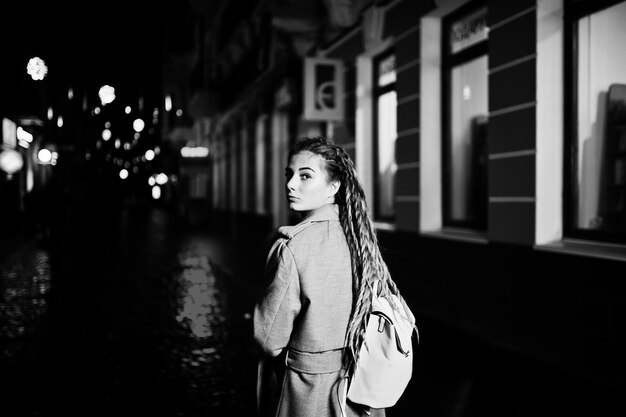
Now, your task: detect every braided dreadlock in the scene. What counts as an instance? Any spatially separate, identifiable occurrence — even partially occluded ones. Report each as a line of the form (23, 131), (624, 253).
(287, 136), (409, 374)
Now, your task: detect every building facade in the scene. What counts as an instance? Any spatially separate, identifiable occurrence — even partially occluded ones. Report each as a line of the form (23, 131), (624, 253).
(173, 0), (626, 408)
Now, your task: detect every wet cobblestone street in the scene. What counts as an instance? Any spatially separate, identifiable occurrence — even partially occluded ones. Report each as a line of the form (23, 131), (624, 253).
(0, 203), (259, 417)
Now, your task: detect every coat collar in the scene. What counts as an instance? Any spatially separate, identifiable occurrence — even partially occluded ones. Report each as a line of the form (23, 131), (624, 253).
(278, 204), (340, 238)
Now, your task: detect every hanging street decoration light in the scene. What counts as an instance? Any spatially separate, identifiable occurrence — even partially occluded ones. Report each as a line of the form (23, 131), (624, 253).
(133, 118), (145, 133)
(98, 85), (116, 105)
(26, 57), (48, 80)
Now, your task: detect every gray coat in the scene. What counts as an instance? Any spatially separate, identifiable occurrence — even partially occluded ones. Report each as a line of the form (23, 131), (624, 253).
(253, 204), (385, 417)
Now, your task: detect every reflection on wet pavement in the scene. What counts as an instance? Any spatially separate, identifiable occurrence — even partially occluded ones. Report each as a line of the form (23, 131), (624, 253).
(176, 250), (223, 339)
(1, 239), (52, 390)
(0, 206), (258, 417)
(1, 243), (51, 335)
(171, 235), (257, 416)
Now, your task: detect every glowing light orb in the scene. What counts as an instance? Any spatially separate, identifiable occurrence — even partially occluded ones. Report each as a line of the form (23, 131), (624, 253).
(99, 85), (116, 105)
(152, 185), (161, 199)
(181, 146), (209, 158)
(27, 57), (48, 80)
(0, 149), (24, 174)
(133, 118), (145, 133)
(37, 148), (52, 163)
(155, 173), (168, 185)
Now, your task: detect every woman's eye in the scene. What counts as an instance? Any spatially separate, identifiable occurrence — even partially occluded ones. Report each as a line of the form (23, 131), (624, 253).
(300, 174), (310, 180)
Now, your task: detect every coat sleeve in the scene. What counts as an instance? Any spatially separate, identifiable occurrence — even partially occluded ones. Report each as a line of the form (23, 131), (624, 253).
(253, 240), (301, 357)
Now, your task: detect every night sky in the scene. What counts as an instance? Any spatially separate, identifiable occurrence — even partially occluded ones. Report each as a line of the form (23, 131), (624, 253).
(7, 1), (178, 112)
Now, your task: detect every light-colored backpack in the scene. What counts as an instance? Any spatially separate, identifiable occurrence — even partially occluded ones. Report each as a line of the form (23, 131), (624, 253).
(346, 280), (419, 410)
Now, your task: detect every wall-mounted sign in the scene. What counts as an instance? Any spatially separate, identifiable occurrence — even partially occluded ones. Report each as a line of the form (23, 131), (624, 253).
(2, 118), (17, 149)
(449, 7), (488, 53)
(181, 146), (209, 158)
(303, 57), (344, 121)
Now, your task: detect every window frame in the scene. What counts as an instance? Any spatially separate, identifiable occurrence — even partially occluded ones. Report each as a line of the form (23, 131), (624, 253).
(441, 0), (488, 230)
(563, 0), (626, 244)
(372, 48), (397, 222)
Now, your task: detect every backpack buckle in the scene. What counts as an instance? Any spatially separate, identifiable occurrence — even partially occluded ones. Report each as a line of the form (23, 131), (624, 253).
(377, 316), (385, 333)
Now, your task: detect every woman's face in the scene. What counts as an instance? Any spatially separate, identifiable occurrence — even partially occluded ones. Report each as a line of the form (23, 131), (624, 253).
(285, 151), (339, 213)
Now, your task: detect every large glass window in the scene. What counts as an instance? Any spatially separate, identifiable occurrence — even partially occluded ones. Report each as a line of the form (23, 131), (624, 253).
(442, 3), (488, 229)
(566, 0), (626, 243)
(373, 50), (397, 221)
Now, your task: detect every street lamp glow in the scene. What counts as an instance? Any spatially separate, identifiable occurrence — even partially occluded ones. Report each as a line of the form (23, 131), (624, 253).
(26, 57), (48, 80)
(102, 129), (111, 141)
(17, 125), (32, 149)
(144, 149), (155, 161)
(133, 118), (145, 133)
(152, 185), (161, 199)
(99, 85), (116, 105)
(37, 148), (52, 163)
(119, 169), (129, 179)
(0, 149), (24, 174)
(181, 146), (209, 158)
(17, 127), (33, 143)
(155, 173), (168, 185)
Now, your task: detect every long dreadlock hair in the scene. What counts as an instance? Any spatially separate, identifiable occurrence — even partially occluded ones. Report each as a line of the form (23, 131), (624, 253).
(287, 136), (410, 375)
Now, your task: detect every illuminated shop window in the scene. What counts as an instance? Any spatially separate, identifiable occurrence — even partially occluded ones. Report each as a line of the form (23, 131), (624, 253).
(373, 50), (397, 221)
(566, 0), (626, 242)
(442, 3), (488, 229)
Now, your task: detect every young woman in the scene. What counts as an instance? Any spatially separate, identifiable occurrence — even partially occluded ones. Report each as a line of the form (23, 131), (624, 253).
(253, 136), (408, 417)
